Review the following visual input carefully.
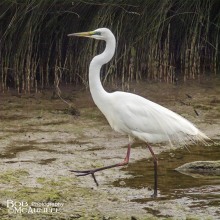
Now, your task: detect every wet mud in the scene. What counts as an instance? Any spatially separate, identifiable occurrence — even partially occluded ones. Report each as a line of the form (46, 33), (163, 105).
(0, 77), (220, 219)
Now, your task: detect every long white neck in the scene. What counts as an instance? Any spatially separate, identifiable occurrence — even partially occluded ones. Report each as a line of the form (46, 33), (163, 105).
(89, 33), (116, 108)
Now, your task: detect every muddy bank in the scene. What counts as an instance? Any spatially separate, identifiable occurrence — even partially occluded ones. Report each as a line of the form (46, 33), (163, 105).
(0, 78), (220, 219)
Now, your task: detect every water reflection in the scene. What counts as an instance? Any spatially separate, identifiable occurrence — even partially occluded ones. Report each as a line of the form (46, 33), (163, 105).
(114, 143), (220, 199)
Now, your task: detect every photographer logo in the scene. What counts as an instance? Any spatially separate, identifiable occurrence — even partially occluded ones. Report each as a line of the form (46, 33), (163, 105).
(7, 199), (64, 214)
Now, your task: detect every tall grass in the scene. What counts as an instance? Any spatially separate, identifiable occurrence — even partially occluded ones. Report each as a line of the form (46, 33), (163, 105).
(0, 0), (219, 93)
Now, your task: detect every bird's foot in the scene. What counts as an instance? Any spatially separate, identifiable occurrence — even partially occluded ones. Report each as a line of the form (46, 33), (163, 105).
(70, 169), (99, 186)
(70, 161), (128, 186)
(151, 191), (158, 198)
(71, 145), (131, 187)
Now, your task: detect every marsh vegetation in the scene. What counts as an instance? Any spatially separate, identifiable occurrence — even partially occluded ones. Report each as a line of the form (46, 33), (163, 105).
(0, 0), (220, 93)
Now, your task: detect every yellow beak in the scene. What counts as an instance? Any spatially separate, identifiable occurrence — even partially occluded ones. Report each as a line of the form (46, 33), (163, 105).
(68, 31), (94, 38)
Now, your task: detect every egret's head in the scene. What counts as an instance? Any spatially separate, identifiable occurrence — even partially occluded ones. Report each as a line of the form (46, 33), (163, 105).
(68, 28), (112, 41)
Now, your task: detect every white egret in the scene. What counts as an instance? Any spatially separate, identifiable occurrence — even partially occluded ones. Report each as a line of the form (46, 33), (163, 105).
(68, 28), (209, 197)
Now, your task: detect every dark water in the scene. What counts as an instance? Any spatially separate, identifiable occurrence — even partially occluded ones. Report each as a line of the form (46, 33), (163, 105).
(114, 143), (220, 205)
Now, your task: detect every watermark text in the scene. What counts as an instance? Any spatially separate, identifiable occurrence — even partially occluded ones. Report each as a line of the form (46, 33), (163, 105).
(6, 199), (64, 214)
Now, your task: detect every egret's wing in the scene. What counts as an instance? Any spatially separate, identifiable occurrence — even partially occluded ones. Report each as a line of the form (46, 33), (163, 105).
(111, 92), (208, 145)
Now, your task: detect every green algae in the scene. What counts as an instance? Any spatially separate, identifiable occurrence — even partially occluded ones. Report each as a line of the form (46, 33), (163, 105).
(0, 169), (29, 185)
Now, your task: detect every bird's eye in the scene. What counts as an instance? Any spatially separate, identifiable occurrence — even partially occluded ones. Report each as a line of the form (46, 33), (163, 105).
(95, 31), (101, 36)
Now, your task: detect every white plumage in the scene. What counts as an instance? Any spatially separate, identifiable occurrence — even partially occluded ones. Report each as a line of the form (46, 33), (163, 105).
(83, 27), (208, 147)
(101, 91), (208, 145)
(68, 27), (209, 197)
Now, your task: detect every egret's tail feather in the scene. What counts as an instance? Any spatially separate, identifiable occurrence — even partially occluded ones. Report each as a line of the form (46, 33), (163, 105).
(174, 130), (211, 148)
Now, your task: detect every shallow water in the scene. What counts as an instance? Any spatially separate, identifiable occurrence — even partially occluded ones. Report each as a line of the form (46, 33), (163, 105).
(114, 143), (220, 212)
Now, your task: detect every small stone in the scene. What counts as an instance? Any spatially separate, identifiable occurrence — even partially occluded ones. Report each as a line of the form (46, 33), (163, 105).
(103, 216), (111, 220)
(119, 180), (126, 186)
(70, 213), (81, 219)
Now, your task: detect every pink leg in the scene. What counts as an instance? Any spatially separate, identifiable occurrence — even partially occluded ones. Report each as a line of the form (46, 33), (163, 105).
(71, 144), (131, 186)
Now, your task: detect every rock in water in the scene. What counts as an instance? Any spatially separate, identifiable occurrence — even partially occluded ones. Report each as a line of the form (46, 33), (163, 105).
(176, 160), (220, 177)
